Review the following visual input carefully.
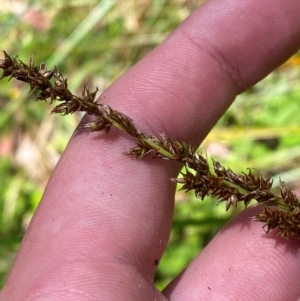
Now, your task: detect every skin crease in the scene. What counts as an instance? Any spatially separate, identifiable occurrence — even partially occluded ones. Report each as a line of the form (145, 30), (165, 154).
(1, 0), (300, 300)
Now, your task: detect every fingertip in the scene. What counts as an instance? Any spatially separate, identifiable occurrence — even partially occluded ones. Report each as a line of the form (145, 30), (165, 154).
(163, 207), (300, 301)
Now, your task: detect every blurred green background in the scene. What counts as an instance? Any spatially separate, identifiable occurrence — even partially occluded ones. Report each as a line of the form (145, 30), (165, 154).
(0, 0), (300, 290)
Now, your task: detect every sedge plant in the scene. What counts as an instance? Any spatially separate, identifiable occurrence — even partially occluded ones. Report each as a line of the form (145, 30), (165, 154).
(1, 51), (300, 240)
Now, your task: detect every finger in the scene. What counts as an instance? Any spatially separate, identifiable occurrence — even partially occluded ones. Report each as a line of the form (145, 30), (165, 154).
(163, 207), (300, 301)
(2, 0), (300, 300)
(102, 0), (300, 145)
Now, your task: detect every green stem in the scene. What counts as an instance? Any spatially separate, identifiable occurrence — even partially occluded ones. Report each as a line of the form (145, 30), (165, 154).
(144, 139), (176, 159)
(106, 117), (128, 133)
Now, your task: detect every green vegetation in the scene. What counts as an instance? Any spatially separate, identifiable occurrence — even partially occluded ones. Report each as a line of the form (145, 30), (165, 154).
(0, 0), (300, 290)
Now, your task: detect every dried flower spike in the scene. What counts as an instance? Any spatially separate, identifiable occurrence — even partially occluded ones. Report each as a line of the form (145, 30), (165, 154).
(1, 51), (300, 240)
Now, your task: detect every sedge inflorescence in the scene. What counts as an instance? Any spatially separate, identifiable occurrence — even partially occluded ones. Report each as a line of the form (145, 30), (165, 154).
(1, 51), (300, 240)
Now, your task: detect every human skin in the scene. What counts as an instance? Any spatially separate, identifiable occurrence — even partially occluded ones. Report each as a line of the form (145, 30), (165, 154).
(1, 0), (300, 300)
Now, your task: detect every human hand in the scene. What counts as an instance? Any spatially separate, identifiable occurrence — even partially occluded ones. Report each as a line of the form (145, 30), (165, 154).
(1, 0), (300, 300)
